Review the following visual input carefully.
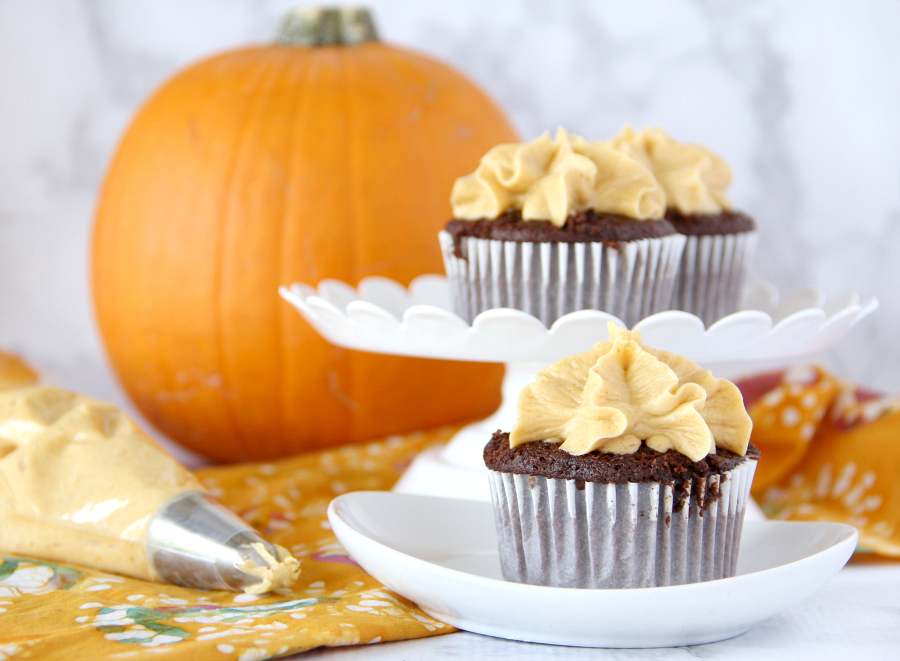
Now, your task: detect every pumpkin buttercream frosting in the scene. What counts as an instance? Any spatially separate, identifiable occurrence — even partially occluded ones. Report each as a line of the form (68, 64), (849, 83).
(451, 127), (666, 226)
(0, 383), (300, 593)
(510, 323), (752, 462)
(606, 125), (733, 215)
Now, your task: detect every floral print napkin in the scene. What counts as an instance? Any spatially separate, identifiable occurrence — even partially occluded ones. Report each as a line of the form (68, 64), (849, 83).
(0, 426), (459, 660)
(738, 364), (900, 557)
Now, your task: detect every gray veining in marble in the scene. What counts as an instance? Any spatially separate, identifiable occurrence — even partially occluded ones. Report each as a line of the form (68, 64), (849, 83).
(0, 0), (898, 442)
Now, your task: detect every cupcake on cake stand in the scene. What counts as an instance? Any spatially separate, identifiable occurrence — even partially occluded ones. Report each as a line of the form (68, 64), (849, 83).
(280, 275), (877, 501)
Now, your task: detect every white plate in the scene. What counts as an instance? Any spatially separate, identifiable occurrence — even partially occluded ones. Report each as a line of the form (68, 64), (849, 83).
(328, 492), (858, 649)
(280, 275), (877, 369)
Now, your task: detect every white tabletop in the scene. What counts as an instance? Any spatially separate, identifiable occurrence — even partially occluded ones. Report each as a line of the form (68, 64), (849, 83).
(298, 563), (900, 660)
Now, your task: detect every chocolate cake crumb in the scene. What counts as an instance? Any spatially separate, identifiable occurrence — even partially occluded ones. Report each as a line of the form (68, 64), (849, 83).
(445, 209), (676, 258)
(483, 431), (760, 512)
(665, 209), (756, 236)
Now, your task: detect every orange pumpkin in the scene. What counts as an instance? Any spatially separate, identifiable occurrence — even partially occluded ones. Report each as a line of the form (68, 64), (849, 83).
(92, 8), (515, 462)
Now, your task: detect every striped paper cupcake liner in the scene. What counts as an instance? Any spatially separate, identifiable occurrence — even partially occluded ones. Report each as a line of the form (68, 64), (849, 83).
(671, 231), (758, 327)
(439, 231), (686, 328)
(487, 458), (757, 589)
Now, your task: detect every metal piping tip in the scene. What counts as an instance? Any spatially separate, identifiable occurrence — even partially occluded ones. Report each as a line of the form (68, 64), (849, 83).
(144, 490), (296, 592)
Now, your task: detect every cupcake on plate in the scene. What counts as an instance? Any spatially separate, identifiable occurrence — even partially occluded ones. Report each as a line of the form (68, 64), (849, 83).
(608, 126), (757, 326)
(442, 128), (686, 327)
(484, 322), (758, 589)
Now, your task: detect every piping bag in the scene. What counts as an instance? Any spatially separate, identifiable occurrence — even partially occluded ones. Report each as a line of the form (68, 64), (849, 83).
(0, 385), (300, 594)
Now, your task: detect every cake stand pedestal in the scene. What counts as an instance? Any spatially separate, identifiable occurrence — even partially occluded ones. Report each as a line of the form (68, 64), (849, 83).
(392, 360), (541, 499)
(280, 276), (877, 502)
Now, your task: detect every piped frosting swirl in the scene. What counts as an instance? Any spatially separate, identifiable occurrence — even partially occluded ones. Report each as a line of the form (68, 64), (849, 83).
(510, 323), (751, 462)
(606, 126), (733, 215)
(451, 128), (665, 227)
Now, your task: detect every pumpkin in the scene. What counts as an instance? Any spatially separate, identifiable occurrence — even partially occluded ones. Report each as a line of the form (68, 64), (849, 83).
(92, 8), (516, 462)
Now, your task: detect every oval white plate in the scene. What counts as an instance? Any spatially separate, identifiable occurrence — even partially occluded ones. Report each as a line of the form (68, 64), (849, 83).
(280, 276), (877, 367)
(328, 492), (857, 649)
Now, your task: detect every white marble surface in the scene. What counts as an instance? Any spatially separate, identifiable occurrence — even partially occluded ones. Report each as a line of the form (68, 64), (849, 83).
(299, 562), (900, 660)
(0, 0), (898, 420)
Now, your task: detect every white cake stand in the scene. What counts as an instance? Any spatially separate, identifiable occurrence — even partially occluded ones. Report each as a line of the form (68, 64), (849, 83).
(280, 275), (877, 501)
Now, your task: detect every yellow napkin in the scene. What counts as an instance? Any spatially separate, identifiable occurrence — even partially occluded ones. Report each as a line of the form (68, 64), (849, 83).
(0, 423), (459, 660)
(738, 365), (900, 558)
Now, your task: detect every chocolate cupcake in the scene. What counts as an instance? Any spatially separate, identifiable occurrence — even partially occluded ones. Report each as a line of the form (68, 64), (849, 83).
(484, 323), (758, 589)
(442, 129), (686, 327)
(608, 127), (758, 326)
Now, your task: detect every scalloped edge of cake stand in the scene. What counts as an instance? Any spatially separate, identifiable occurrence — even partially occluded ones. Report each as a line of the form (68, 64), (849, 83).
(279, 275), (878, 368)
(280, 275), (878, 503)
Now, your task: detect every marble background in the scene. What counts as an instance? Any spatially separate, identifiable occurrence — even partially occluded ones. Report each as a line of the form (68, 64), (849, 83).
(0, 0), (898, 459)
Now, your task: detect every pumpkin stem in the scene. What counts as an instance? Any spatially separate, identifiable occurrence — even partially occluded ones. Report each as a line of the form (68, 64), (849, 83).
(277, 7), (378, 46)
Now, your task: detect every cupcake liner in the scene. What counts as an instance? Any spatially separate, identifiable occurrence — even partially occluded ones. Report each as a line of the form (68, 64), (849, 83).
(487, 458), (757, 589)
(439, 230), (686, 328)
(671, 230), (758, 327)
